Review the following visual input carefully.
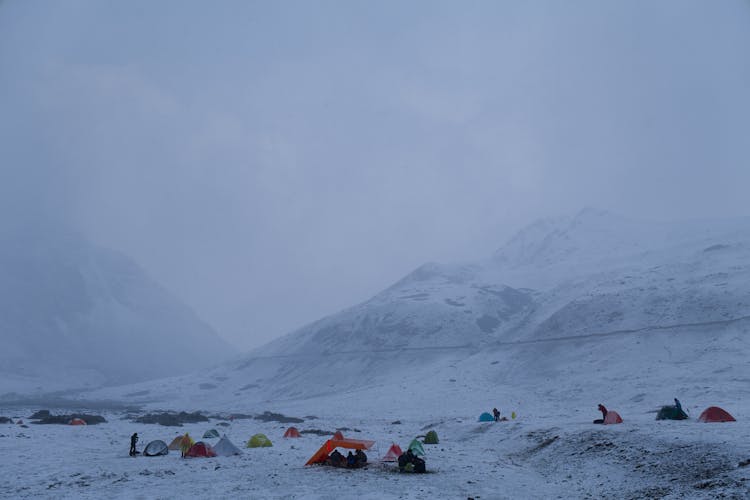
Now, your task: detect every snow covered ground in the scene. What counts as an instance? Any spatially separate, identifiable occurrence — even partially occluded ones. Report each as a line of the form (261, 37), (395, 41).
(1, 393), (748, 499)
(2, 318), (750, 498)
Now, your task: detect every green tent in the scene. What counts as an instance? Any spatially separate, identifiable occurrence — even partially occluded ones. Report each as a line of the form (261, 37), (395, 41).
(423, 430), (439, 444)
(408, 438), (425, 457)
(656, 406), (688, 421)
(203, 429), (220, 439)
(246, 433), (273, 448)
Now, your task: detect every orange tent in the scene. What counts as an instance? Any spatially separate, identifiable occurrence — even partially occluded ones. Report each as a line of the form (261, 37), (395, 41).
(69, 418), (87, 425)
(284, 427), (301, 438)
(698, 406), (736, 423)
(332, 430), (344, 440)
(604, 411), (623, 424)
(381, 443), (403, 462)
(305, 438), (375, 466)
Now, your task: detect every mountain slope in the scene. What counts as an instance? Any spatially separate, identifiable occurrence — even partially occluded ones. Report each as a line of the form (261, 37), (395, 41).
(88, 210), (750, 411)
(0, 224), (231, 393)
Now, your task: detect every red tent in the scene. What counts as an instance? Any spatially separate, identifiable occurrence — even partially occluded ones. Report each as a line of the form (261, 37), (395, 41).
(381, 443), (403, 462)
(332, 430), (344, 440)
(284, 427), (301, 438)
(698, 406), (736, 423)
(185, 441), (217, 458)
(604, 411), (623, 424)
(69, 418), (87, 426)
(305, 438), (375, 466)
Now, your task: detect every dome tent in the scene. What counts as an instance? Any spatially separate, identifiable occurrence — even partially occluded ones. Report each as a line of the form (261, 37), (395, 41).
(203, 429), (220, 439)
(604, 411), (623, 424)
(143, 440), (169, 456)
(168, 435), (184, 450)
(284, 427), (301, 438)
(424, 430), (439, 444)
(247, 433), (273, 448)
(698, 406), (735, 423)
(185, 441), (216, 458)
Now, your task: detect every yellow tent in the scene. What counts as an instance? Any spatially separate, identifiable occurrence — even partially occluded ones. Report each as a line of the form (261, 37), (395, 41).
(246, 433), (272, 448)
(168, 435), (184, 451)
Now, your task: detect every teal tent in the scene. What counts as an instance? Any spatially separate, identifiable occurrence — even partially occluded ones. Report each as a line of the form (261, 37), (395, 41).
(478, 412), (494, 422)
(408, 438), (425, 457)
(203, 429), (220, 439)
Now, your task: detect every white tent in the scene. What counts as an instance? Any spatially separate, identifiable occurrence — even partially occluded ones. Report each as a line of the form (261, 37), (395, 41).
(213, 435), (242, 456)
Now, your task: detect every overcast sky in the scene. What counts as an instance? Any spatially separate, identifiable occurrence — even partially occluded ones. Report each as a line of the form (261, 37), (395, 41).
(1, 0), (749, 350)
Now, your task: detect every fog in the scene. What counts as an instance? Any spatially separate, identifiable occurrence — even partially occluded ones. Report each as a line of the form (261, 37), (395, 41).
(1, 0), (749, 350)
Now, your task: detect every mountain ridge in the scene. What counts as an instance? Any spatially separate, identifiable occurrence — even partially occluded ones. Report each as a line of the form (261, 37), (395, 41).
(81, 209), (750, 410)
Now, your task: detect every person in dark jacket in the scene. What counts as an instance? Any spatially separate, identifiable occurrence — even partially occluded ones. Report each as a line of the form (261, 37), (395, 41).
(329, 449), (345, 467)
(674, 398), (682, 411)
(355, 448), (367, 466)
(593, 404), (608, 424)
(412, 456), (426, 473)
(398, 449), (416, 472)
(346, 451), (356, 468)
(398, 449), (426, 472)
(493, 408), (501, 422)
(129, 433), (138, 456)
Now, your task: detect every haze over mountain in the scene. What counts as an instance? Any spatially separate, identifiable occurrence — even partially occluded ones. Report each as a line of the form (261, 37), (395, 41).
(89, 209), (750, 411)
(0, 222), (231, 395)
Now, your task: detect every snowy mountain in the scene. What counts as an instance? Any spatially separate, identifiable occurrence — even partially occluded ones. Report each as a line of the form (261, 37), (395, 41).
(89, 209), (750, 413)
(0, 223), (231, 394)
(39, 210), (749, 498)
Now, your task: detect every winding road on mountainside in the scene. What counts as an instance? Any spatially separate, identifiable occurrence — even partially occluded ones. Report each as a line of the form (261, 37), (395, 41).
(238, 314), (750, 361)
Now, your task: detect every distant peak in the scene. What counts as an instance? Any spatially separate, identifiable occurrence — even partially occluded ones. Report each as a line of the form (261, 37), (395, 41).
(493, 208), (634, 266)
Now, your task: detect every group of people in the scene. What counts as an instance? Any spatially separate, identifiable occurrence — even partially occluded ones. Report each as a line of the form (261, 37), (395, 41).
(397, 449), (426, 473)
(325, 448), (368, 468)
(593, 398), (683, 423)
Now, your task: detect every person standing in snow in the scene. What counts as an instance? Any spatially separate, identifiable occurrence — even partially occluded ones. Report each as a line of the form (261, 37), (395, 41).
(674, 398), (682, 411)
(129, 432), (138, 456)
(493, 408), (501, 422)
(180, 433), (193, 458)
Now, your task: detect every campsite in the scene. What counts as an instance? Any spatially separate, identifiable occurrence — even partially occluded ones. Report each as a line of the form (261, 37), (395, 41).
(3, 1), (750, 498)
(1, 393), (749, 498)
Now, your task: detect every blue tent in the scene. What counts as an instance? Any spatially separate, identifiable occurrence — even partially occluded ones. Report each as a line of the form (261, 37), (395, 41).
(478, 412), (494, 422)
